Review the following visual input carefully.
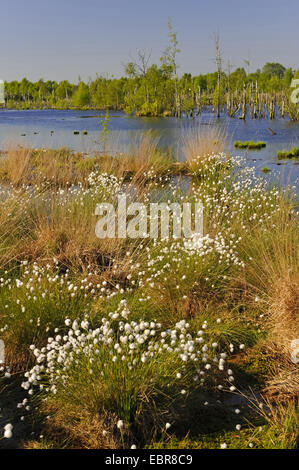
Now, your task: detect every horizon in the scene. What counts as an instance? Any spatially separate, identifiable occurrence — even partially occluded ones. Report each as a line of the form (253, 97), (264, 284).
(2, 60), (296, 85)
(0, 0), (298, 82)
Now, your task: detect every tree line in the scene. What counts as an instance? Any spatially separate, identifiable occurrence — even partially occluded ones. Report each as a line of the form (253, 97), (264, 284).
(3, 22), (299, 120)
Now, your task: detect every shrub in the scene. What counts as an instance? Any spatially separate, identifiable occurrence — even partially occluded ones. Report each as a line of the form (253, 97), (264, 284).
(234, 141), (266, 150)
(22, 314), (235, 427)
(277, 147), (299, 159)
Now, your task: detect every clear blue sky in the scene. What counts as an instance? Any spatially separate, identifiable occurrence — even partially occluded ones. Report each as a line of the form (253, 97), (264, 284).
(0, 0), (298, 82)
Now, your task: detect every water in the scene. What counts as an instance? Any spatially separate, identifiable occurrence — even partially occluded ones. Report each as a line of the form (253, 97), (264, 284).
(0, 109), (298, 187)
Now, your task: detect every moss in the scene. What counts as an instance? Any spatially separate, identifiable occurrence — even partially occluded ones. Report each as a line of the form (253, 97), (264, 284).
(148, 400), (299, 449)
(261, 167), (270, 173)
(234, 141), (266, 150)
(277, 147), (299, 159)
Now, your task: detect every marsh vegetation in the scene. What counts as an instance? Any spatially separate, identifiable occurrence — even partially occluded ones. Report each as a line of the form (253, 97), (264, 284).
(0, 129), (298, 449)
(3, 22), (299, 121)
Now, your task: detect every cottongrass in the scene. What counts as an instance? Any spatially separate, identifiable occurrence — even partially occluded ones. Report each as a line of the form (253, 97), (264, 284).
(0, 145), (297, 449)
(21, 313), (235, 429)
(182, 124), (230, 169)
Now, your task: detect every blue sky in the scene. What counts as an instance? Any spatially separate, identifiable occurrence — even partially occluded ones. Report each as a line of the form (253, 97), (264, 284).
(0, 0), (298, 82)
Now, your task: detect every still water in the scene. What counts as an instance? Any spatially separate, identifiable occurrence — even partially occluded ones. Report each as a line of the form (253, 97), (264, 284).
(0, 109), (298, 187)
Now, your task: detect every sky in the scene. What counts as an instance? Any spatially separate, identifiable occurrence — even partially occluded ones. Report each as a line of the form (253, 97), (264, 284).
(0, 0), (298, 83)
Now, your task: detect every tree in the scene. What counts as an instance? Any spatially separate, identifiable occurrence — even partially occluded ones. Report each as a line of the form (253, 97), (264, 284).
(72, 82), (90, 107)
(214, 32), (223, 118)
(160, 18), (180, 115)
(283, 68), (293, 87)
(160, 18), (180, 78)
(56, 80), (72, 100)
(19, 77), (30, 101)
(229, 68), (247, 90)
(262, 62), (286, 79)
(124, 62), (137, 79)
(126, 48), (152, 104)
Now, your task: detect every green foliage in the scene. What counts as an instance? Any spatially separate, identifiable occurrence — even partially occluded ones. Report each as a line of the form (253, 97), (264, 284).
(136, 101), (159, 117)
(160, 18), (180, 78)
(234, 141), (266, 150)
(261, 167), (270, 173)
(72, 82), (90, 108)
(0, 267), (90, 357)
(0, 143), (298, 449)
(3, 58), (298, 118)
(46, 328), (194, 423)
(3, 19), (294, 118)
(262, 62), (286, 79)
(149, 399), (298, 449)
(277, 147), (299, 159)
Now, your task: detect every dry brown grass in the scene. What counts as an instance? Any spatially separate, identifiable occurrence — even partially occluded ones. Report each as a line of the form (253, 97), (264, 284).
(0, 147), (75, 187)
(33, 148), (79, 186)
(264, 352), (299, 402)
(24, 194), (127, 270)
(240, 193), (298, 313)
(239, 197), (299, 402)
(268, 276), (299, 353)
(24, 403), (121, 449)
(0, 146), (106, 187)
(0, 133), (174, 189)
(262, 274), (299, 402)
(126, 131), (172, 181)
(0, 164), (149, 274)
(17, 190), (146, 277)
(240, 390), (298, 448)
(0, 146), (32, 186)
(0, 193), (32, 268)
(182, 123), (230, 167)
(249, 237), (298, 356)
(95, 131), (174, 184)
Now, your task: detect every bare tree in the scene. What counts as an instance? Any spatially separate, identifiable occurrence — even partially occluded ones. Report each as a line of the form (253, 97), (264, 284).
(123, 48), (152, 78)
(214, 32), (223, 118)
(135, 49), (152, 77)
(161, 18), (180, 78)
(124, 48), (152, 103)
(161, 18), (181, 116)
